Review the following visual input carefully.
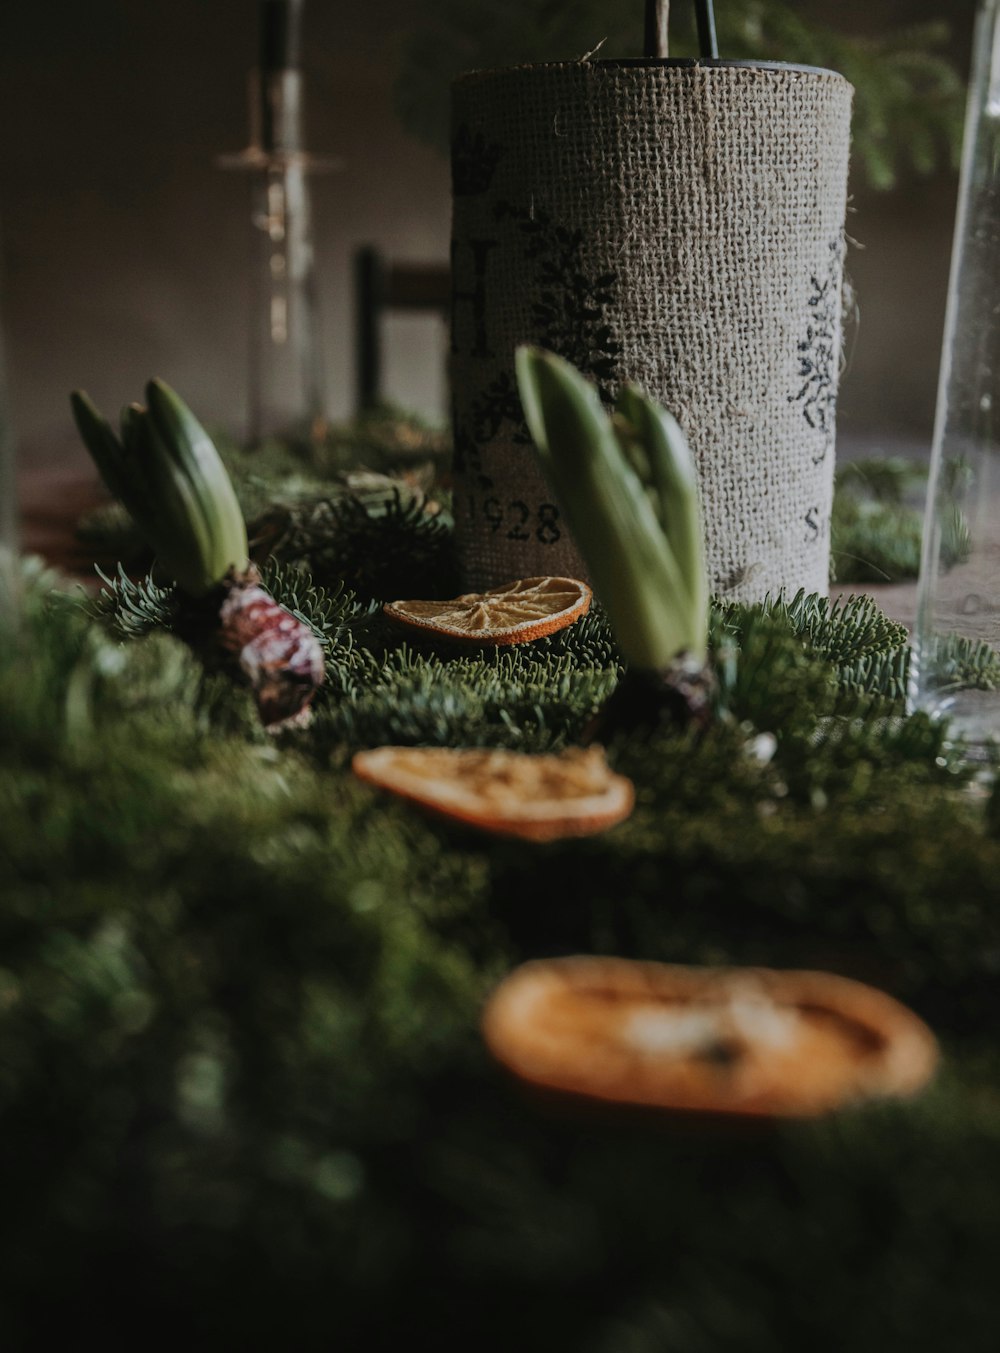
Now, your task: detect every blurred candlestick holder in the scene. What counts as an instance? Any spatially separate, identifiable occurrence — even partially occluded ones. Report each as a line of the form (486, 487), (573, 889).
(0, 283), (19, 620)
(219, 0), (340, 449)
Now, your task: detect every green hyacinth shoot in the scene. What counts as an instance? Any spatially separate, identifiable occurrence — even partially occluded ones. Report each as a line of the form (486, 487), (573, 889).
(516, 346), (707, 671)
(71, 380), (249, 597)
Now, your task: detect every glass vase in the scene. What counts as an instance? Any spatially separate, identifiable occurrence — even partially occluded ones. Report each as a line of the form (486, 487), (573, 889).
(911, 0), (1000, 749)
(219, 54), (338, 451)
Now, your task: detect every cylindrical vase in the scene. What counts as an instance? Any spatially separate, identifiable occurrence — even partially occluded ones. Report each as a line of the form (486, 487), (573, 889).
(909, 0), (1000, 752)
(450, 60), (853, 600)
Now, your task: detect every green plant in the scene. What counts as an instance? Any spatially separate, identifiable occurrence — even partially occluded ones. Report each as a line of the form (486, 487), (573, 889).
(72, 382), (248, 598)
(831, 457), (970, 584)
(70, 381), (325, 729)
(517, 345), (711, 727)
(6, 547), (1000, 1349)
(395, 0), (965, 190)
(517, 347), (705, 667)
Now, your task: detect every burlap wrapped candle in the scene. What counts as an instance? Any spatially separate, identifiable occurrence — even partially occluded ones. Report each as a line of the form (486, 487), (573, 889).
(450, 60), (853, 602)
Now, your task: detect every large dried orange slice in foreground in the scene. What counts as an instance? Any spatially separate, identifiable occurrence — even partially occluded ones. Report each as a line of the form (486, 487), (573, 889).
(383, 576), (592, 645)
(351, 745), (634, 841)
(482, 957), (938, 1119)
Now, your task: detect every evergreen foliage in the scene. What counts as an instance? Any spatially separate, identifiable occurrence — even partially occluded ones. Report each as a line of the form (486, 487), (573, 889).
(260, 489), (460, 603)
(726, 5), (964, 190)
(75, 408), (451, 581)
(92, 563), (177, 637)
(5, 513), (1000, 1347)
(394, 0), (965, 189)
(831, 457), (970, 585)
(80, 431), (956, 597)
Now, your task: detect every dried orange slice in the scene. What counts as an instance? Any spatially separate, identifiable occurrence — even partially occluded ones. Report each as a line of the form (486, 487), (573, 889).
(351, 745), (633, 841)
(383, 576), (591, 645)
(482, 957), (938, 1118)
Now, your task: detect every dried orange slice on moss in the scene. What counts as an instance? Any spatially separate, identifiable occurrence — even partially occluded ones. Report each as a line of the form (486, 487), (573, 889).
(482, 957), (939, 1119)
(351, 745), (633, 841)
(383, 576), (592, 645)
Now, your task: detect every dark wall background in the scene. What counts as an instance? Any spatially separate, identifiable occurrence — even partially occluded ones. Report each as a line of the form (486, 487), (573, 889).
(0, 0), (976, 461)
(0, 0), (451, 457)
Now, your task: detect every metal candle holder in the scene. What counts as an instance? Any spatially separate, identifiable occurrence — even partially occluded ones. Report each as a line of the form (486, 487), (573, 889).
(0, 279), (19, 619)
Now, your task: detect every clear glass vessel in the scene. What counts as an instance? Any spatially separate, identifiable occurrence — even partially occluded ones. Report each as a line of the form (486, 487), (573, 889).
(220, 11), (338, 450)
(246, 139), (326, 447)
(911, 0), (1000, 749)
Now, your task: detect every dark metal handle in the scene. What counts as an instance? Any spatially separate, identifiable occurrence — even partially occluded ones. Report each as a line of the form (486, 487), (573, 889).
(644, 2), (718, 60)
(644, 0), (670, 58)
(694, 0), (719, 60)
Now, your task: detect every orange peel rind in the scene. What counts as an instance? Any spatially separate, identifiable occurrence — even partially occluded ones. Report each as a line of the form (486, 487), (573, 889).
(482, 957), (939, 1118)
(351, 745), (634, 842)
(382, 576), (592, 646)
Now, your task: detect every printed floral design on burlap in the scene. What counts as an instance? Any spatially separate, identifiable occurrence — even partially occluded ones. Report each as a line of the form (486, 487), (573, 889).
(451, 63), (853, 599)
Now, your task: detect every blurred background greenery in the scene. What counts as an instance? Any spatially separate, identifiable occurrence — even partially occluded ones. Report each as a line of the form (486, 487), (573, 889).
(0, 0), (982, 461)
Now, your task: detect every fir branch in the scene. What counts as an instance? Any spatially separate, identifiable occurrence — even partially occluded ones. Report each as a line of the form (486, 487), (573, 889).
(525, 603), (620, 670)
(394, 0), (964, 189)
(213, 409), (450, 489)
(831, 496), (924, 584)
(715, 588), (1000, 722)
(314, 643), (619, 755)
(8, 550), (1000, 1345)
(710, 605), (839, 731)
(831, 458), (970, 585)
(832, 644), (909, 717)
(75, 411), (451, 563)
(804, 709), (968, 783)
(91, 564), (177, 638)
(722, 8), (964, 189)
(775, 589), (909, 668)
(836, 456), (924, 505)
(713, 589), (909, 707)
(257, 488), (460, 603)
(924, 631), (1000, 694)
(256, 559), (375, 652)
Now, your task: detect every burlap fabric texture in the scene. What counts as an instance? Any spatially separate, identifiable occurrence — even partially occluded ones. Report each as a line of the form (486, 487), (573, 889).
(450, 61), (853, 602)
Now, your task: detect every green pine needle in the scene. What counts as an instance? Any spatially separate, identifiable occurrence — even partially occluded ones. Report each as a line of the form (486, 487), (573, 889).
(7, 532), (1000, 1346)
(395, 1), (963, 190)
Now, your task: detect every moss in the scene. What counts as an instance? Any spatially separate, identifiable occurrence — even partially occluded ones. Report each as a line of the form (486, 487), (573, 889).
(3, 537), (1000, 1348)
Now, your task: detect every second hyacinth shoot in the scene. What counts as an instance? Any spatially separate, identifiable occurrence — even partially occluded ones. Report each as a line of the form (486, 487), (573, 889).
(515, 346), (714, 730)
